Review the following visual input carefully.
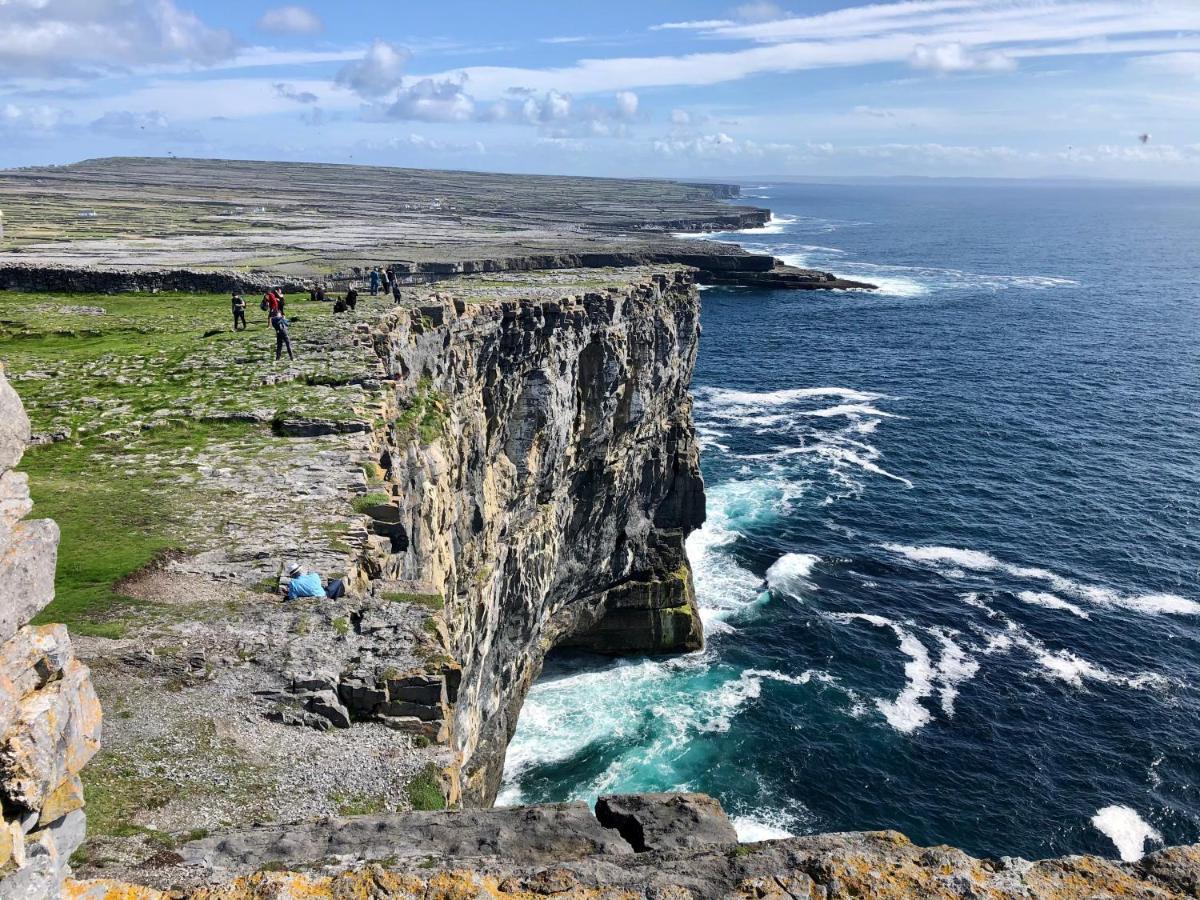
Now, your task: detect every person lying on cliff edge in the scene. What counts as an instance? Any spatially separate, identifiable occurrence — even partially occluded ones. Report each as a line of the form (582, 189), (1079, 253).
(231, 292), (247, 331)
(270, 310), (295, 361)
(283, 562), (346, 601)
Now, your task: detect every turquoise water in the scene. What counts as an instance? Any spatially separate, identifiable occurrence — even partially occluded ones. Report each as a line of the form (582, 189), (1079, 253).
(499, 181), (1200, 863)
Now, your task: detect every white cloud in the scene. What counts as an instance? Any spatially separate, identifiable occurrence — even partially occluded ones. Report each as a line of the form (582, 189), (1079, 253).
(909, 42), (1015, 73)
(437, 0), (1200, 101)
(384, 78), (476, 122)
(1, 103), (64, 133)
(258, 6), (324, 35)
(671, 108), (692, 125)
(336, 40), (412, 98)
(274, 83), (319, 104)
(0, 0), (237, 77)
(615, 91), (639, 119)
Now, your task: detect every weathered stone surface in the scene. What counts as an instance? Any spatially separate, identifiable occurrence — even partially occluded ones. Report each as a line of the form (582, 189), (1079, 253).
(0, 519), (60, 646)
(180, 802), (632, 874)
(0, 658), (102, 813)
(0, 366), (31, 473)
(595, 793), (737, 853)
(78, 808), (1200, 898)
(38, 774), (86, 826)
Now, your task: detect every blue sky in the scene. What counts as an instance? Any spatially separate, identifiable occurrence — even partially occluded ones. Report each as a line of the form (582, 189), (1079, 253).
(1, 0), (1197, 179)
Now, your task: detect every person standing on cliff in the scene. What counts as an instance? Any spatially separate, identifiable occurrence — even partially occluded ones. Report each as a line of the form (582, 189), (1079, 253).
(369, 268), (381, 295)
(270, 310), (294, 361)
(345, 287), (358, 310)
(231, 292), (247, 331)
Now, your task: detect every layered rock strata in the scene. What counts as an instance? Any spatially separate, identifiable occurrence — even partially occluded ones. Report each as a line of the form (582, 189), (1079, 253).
(320, 269), (708, 804)
(0, 366), (102, 898)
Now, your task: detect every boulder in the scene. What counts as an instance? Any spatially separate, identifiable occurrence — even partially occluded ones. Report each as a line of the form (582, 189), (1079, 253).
(595, 792), (738, 853)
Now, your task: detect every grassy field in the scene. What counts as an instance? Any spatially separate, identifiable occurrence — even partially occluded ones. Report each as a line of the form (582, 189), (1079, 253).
(0, 289), (384, 636)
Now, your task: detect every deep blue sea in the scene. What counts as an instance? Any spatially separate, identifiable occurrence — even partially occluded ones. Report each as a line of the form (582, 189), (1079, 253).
(499, 180), (1200, 864)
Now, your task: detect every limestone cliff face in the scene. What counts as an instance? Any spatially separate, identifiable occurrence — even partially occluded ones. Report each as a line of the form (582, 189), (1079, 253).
(0, 366), (102, 897)
(363, 270), (706, 804)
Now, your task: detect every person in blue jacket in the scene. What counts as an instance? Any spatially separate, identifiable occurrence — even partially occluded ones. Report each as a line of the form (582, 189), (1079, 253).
(284, 562), (345, 600)
(369, 267), (381, 295)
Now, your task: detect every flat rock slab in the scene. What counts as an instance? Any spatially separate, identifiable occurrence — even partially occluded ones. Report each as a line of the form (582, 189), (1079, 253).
(596, 792), (738, 853)
(181, 801), (632, 874)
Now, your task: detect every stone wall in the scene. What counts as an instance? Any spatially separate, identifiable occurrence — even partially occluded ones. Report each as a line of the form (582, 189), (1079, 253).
(0, 366), (102, 898)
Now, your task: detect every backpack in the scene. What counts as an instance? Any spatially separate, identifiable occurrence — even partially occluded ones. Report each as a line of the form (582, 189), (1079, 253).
(260, 297), (269, 311)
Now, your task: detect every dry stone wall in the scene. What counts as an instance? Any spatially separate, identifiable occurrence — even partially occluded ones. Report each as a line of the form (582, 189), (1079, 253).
(0, 366), (102, 898)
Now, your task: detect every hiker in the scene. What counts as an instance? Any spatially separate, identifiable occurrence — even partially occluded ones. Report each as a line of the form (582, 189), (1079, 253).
(231, 292), (247, 331)
(369, 268), (381, 295)
(333, 297), (347, 314)
(270, 310), (295, 361)
(392, 281), (402, 303)
(315, 285), (326, 303)
(283, 562), (346, 600)
(275, 290), (287, 314)
(381, 268), (392, 294)
(345, 288), (358, 310)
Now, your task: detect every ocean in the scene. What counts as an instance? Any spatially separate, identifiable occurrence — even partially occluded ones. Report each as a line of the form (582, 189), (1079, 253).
(498, 179), (1200, 864)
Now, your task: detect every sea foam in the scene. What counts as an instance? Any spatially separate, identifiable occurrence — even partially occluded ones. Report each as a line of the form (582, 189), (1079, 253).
(1091, 805), (1163, 862)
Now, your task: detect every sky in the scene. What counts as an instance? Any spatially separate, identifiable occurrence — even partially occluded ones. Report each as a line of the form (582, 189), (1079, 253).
(0, 0), (1197, 180)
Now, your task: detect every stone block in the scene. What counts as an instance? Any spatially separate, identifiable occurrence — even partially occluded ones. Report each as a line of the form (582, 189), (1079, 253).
(305, 691), (351, 729)
(38, 775), (85, 826)
(0, 471), (33, 541)
(0, 625), (73, 705)
(0, 372), (31, 475)
(595, 792), (738, 853)
(0, 660), (102, 813)
(385, 674), (444, 706)
(377, 699), (442, 722)
(0, 519), (61, 646)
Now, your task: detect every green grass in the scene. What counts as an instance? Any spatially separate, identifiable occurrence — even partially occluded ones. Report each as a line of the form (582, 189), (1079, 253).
(382, 592), (444, 611)
(406, 763), (446, 811)
(394, 378), (449, 445)
(331, 792), (386, 816)
(332, 616), (349, 636)
(352, 492), (391, 513)
(19, 422), (257, 637)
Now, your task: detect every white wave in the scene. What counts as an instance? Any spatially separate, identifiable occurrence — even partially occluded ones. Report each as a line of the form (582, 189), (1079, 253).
(830, 613), (934, 734)
(766, 553), (820, 595)
(886, 544), (1001, 571)
(887, 544), (1200, 618)
(736, 214), (798, 235)
(930, 628), (980, 716)
(732, 814), (794, 841)
(850, 275), (929, 298)
(1018, 591), (1091, 620)
(699, 386), (883, 408)
(1091, 805), (1162, 862)
(802, 403), (900, 419)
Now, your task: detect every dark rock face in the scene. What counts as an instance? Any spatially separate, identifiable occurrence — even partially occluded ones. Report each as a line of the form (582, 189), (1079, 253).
(367, 270), (708, 805)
